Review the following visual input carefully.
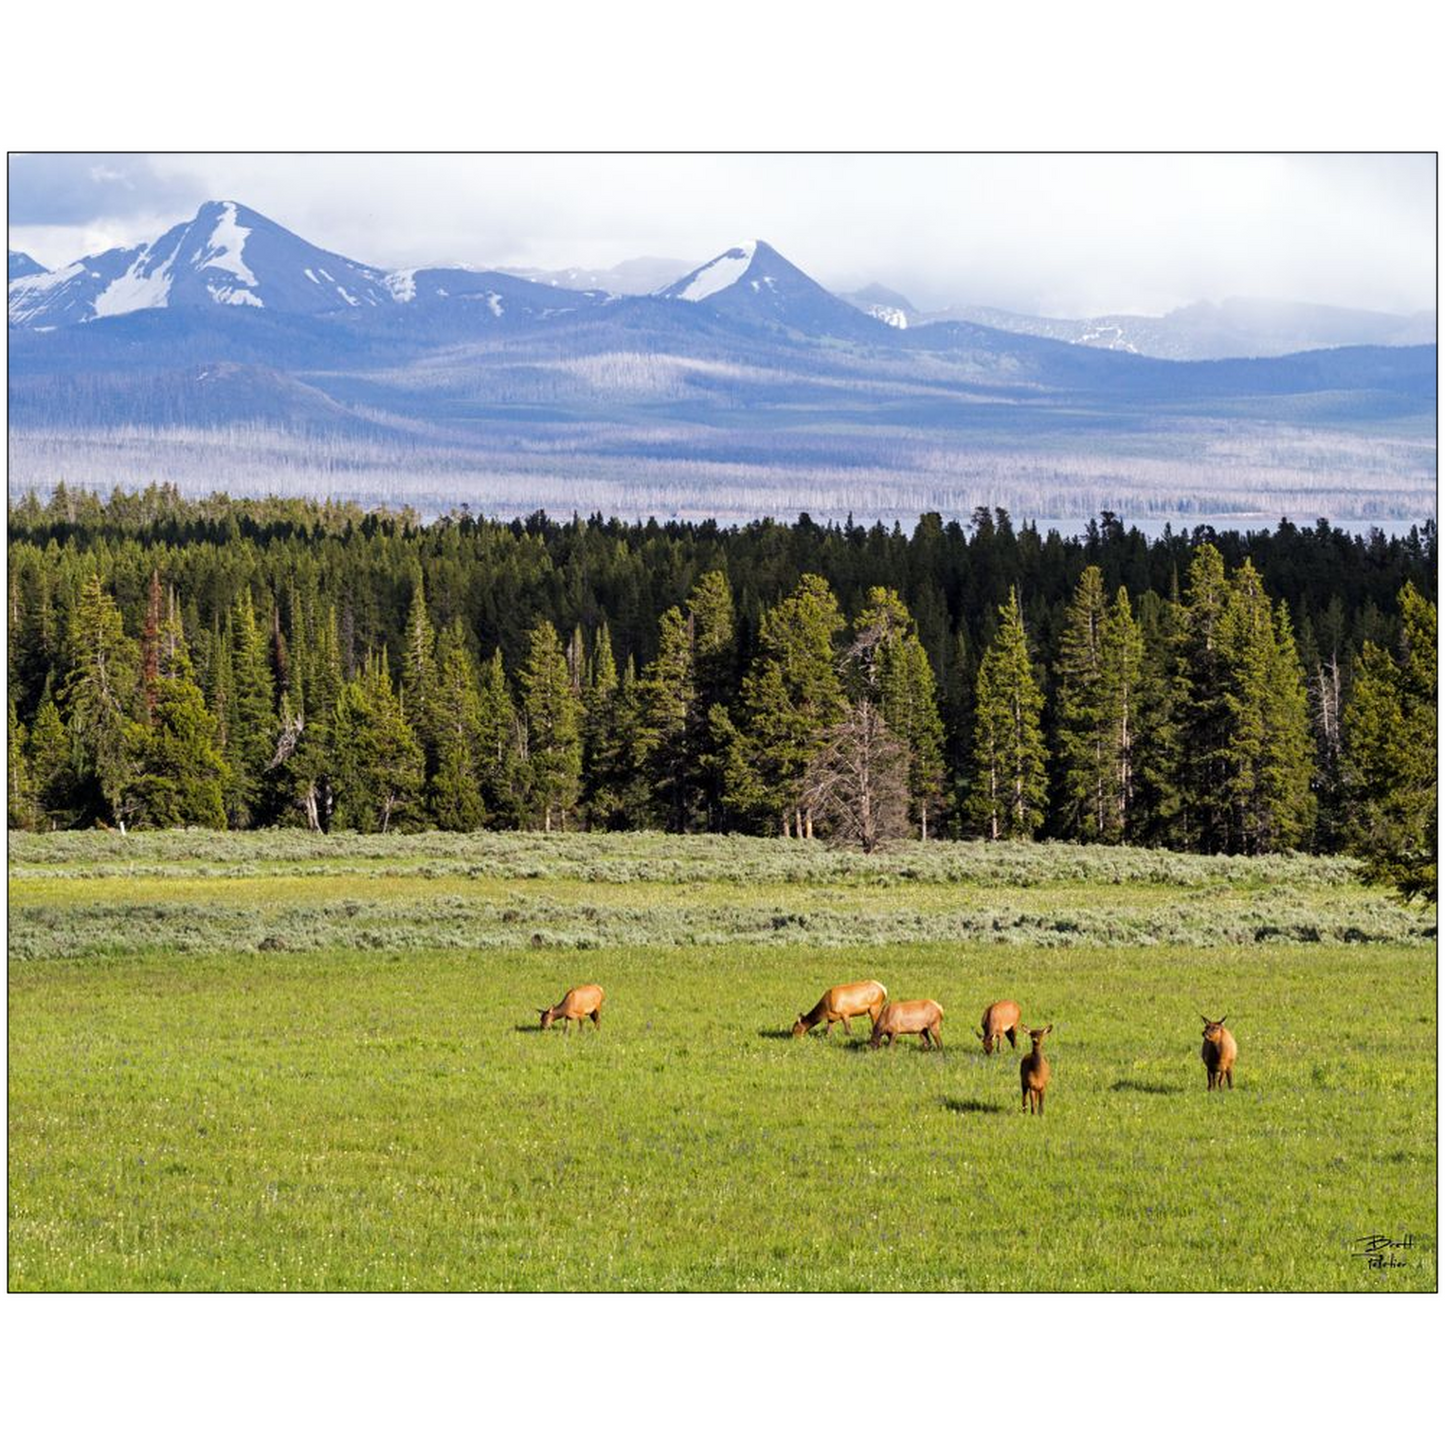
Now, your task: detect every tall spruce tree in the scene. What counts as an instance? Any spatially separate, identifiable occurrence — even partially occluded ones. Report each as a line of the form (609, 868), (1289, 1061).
(1343, 582), (1437, 900)
(633, 606), (697, 830)
(8, 699), (36, 829)
(722, 574), (845, 836)
(61, 573), (139, 830)
(968, 587), (1047, 840)
(25, 685), (76, 830)
(221, 591), (277, 827)
(427, 622), (486, 831)
(848, 587), (946, 837)
(1176, 544), (1234, 851)
(330, 652), (425, 833)
(476, 648), (525, 828)
(128, 590), (229, 829)
(1056, 570), (1143, 842)
(519, 620), (582, 831)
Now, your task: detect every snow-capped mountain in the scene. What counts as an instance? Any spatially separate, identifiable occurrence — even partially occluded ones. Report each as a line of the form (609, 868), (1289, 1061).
(9, 250), (46, 282)
(6, 200), (1434, 530)
(656, 241), (889, 340)
(8, 201), (396, 328)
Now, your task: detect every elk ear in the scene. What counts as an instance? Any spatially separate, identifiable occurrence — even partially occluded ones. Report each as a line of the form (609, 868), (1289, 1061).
(1218, 1017), (1227, 1026)
(1044, 1024), (1053, 1036)
(974, 1029), (984, 1039)
(1201, 1014), (1211, 1024)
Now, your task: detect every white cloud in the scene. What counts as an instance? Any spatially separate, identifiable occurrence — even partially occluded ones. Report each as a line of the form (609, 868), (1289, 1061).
(10, 153), (1436, 319)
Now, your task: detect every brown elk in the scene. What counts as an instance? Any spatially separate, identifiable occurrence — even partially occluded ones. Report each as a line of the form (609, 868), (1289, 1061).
(792, 979), (889, 1038)
(539, 984), (605, 1033)
(976, 999), (1022, 1055)
(869, 999), (944, 1050)
(1200, 1016), (1237, 1090)
(1020, 1025), (1052, 1114)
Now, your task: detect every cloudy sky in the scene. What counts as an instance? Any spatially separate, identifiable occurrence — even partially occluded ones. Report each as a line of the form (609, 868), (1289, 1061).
(8, 152), (1436, 318)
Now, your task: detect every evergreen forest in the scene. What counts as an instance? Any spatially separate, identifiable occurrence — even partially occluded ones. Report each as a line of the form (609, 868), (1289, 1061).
(6, 485), (1436, 896)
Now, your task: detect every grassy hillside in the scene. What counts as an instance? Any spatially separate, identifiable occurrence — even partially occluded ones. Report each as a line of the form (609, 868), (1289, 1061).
(7, 832), (1435, 1291)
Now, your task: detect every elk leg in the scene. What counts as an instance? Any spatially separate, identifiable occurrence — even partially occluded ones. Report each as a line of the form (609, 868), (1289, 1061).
(1037, 1093), (1045, 1116)
(591, 1010), (601, 1030)
(1225, 1069), (1232, 1089)
(1006, 1028), (1017, 1049)
(842, 1017), (852, 1035)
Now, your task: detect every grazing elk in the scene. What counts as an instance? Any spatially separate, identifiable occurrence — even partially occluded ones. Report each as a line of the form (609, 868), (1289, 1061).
(976, 999), (1022, 1055)
(793, 979), (889, 1038)
(869, 999), (944, 1051)
(1020, 1025), (1052, 1114)
(539, 984), (605, 1033)
(1200, 1016), (1237, 1090)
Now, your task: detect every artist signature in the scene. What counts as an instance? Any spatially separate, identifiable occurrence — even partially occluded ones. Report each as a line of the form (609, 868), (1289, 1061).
(1351, 1233), (1415, 1269)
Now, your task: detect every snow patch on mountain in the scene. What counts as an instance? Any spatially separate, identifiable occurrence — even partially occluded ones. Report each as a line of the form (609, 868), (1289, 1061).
(196, 203), (258, 287)
(384, 269), (418, 302)
(8, 261), (85, 313)
(93, 252), (175, 319)
(207, 283), (263, 308)
(867, 305), (909, 329)
(673, 244), (757, 302)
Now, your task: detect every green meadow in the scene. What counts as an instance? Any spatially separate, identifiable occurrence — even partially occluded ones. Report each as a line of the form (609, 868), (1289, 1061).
(7, 831), (1436, 1291)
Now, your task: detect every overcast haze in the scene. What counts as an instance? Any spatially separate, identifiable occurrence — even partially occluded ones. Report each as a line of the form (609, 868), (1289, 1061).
(8, 152), (1436, 318)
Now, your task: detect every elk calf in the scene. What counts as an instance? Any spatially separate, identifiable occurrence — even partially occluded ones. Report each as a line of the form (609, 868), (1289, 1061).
(976, 999), (1022, 1055)
(539, 984), (605, 1034)
(869, 999), (943, 1051)
(1020, 1025), (1052, 1114)
(793, 979), (888, 1038)
(1200, 1016), (1237, 1091)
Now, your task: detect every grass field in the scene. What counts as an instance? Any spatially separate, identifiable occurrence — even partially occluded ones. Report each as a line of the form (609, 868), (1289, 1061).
(7, 831), (1436, 1291)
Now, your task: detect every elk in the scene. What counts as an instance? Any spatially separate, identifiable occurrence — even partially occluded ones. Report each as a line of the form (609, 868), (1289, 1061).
(976, 999), (1022, 1055)
(538, 984), (605, 1033)
(1200, 1016), (1237, 1090)
(869, 999), (944, 1051)
(793, 979), (889, 1038)
(1020, 1025), (1052, 1114)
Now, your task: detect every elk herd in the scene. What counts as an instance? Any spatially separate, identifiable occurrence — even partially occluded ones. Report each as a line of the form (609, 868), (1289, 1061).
(536, 977), (1240, 1106)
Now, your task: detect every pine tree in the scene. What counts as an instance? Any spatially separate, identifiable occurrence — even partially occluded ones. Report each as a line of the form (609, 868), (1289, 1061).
(1132, 587), (1186, 847)
(633, 606), (697, 830)
(61, 573), (140, 830)
(688, 571), (737, 829)
(1056, 571), (1143, 842)
(848, 587), (946, 837)
(8, 699), (36, 829)
(519, 620), (582, 831)
(128, 595), (229, 829)
(222, 591), (277, 827)
(967, 587), (1047, 840)
(1176, 544), (1234, 851)
(476, 648), (525, 828)
(1343, 583), (1437, 900)
(1215, 563), (1316, 853)
(400, 574), (439, 757)
(330, 653), (425, 833)
(723, 574), (844, 836)
(25, 685), (76, 830)
(427, 622), (486, 831)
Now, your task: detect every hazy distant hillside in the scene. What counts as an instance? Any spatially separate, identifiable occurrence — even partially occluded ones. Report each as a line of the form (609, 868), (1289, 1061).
(8, 203), (1436, 528)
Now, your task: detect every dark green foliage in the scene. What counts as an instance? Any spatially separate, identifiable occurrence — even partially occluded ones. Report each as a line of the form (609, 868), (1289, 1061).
(968, 587), (1047, 839)
(6, 490), (1435, 857)
(1343, 583), (1437, 901)
(61, 573), (139, 829)
(330, 653), (425, 833)
(519, 620), (582, 831)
